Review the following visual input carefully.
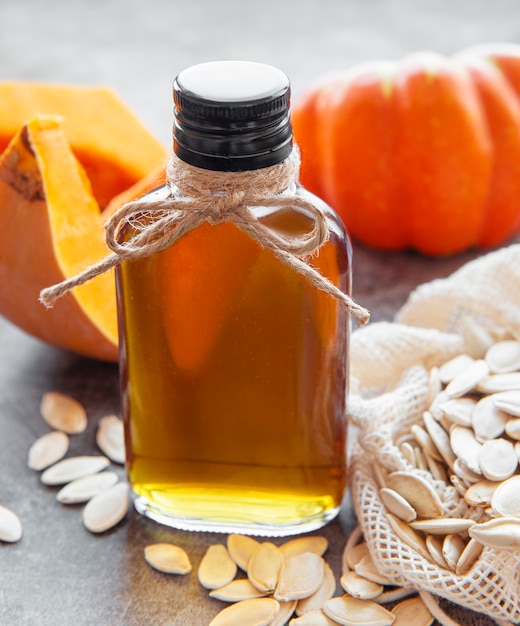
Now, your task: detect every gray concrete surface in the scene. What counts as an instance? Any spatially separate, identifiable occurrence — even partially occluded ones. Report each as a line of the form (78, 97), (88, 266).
(0, 1), (519, 624)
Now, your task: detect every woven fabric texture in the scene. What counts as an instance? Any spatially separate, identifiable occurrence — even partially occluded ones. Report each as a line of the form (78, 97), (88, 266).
(348, 244), (520, 624)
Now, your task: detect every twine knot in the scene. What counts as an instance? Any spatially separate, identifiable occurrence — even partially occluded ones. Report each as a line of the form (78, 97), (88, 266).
(207, 191), (245, 224)
(39, 148), (370, 326)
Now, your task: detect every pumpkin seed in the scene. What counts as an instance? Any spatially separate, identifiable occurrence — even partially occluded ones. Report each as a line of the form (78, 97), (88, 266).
(450, 475), (469, 497)
(424, 452), (448, 483)
(478, 372), (520, 394)
(209, 579), (269, 602)
(455, 538), (483, 575)
(439, 354), (474, 384)
(354, 554), (393, 586)
(248, 542), (283, 593)
(296, 562), (336, 614)
(323, 596), (395, 626)
(490, 475), (520, 518)
(445, 359), (489, 398)
(469, 516), (520, 550)
(494, 390), (520, 416)
(399, 441), (416, 467)
(449, 426), (482, 475)
(442, 534), (465, 571)
(289, 610), (338, 625)
(40, 391), (87, 434)
(208, 597), (280, 626)
(478, 438), (517, 481)
(386, 471), (443, 518)
(82, 482), (129, 533)
(427, 366), (442, 405)
(96, 415), (125, 465)
(438, 397), (475, 428)
(379, 487), (417, 523)
(198, 544), (237, 590)
(428, 390), (450, 421)
(227, 534), (260, 571)
(485, 340), (520, 374)
(425, 535), (449, 569)
(56, 470), (118, 504)
(28, 430), (69, 470)
(505, 418), (520, 440)
(144, 543), (192, 574)
(41, 455), (110, 485)
(391, 596), (434, 626)
(386, 514), (431, 561)
(414, 445), (428, 472)
(472, 395), (509, 442)
(339, 571), (383, 600)
(271, 600), (297, 626)
(408, 517), (475, 535)
(279, 535), (328, 559)
(0, 504), (22, 543)
(423, 411), (456, 470)
(461, 316), (494, 360)
(411, 424), (444, 461)
(344, 541), (369, 571)
(274, 552), (325, 602)
(464, 479), (499, 507)
(453, 458), (481, 485)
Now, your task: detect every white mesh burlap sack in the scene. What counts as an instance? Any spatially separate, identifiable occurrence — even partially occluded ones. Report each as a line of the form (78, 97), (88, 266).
(348, 244), (520, 625)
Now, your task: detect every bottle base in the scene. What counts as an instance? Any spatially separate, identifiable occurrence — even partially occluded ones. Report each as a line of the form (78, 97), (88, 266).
(131, 489), (341, 537)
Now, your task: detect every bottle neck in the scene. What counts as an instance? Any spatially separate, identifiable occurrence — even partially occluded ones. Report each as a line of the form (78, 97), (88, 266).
(166, 148), (300, 198)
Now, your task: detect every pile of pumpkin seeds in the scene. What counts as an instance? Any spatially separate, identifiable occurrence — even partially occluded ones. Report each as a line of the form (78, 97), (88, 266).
(144, 531), (435, 625)
(27, 391), (128, 533)
(371, 324), (520, 575)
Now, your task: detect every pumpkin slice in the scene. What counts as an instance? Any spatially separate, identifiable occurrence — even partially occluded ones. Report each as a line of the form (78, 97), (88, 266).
(0, 81), (168, 208)
(0, 115), (118, 361)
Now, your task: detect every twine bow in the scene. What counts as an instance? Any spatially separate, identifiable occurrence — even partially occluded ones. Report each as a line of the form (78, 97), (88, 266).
(39, 149), (370, 326)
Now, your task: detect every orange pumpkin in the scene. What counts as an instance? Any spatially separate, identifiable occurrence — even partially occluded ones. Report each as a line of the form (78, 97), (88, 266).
(292, 43), (520, 256)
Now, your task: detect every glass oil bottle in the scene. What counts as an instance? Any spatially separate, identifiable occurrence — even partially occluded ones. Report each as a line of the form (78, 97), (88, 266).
(116, 60), (352, 536)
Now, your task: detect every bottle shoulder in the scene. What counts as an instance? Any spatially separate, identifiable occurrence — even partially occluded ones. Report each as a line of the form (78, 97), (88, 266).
(140, 182), (352, 259)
